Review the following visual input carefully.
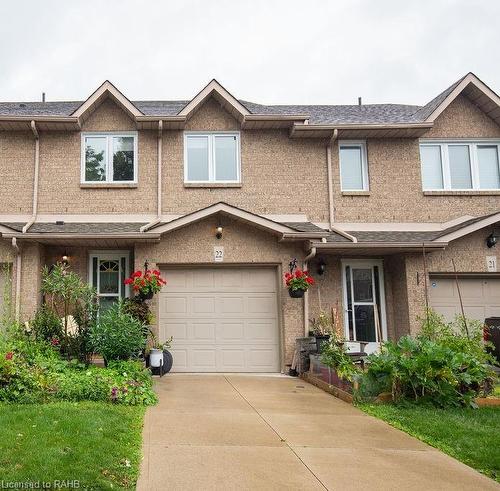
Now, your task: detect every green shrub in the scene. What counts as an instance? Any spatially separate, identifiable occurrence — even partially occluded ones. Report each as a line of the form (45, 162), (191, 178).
(31, 305), (63, 343)
(0, 338), (156, 405)
(320, 340), (358, 381)
(360, 311), (495, 408)
(90, 302), (147, 363)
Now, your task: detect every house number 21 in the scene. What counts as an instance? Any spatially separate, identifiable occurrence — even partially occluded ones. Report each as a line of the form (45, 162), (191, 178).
(214, 246), (224, 262)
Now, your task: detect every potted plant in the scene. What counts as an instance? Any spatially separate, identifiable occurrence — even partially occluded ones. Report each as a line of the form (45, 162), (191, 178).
(124, 268), (166, 301)
(147, 329), (173, 373)
(284, 269), (314, 298)
(320, 339), (358, 391)
(310, 306), (342, 353)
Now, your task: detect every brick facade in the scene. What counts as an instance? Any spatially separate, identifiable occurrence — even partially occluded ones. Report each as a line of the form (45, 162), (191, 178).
(0, 86), (499, 368)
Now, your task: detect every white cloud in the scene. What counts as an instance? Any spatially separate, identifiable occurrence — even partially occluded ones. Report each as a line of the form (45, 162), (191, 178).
(0, 0), (498, 105)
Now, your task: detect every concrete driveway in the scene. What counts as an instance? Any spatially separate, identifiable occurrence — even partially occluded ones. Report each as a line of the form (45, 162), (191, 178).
(137, 375), (497, 491)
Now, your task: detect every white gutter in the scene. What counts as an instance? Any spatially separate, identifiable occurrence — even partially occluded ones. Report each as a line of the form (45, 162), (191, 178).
(11, 237), (21, 321)
(303, 247), (317, 336)
(22, 121), (39, 233)
(140, 120), (163, 232)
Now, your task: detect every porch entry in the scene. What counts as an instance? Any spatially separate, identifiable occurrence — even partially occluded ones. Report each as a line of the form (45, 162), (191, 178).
(88, 251), (130, 310)
(341, 259), (387, 353)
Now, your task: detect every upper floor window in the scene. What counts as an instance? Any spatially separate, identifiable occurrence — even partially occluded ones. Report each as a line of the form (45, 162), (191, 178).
(81, 132), (137, 183)
(184, 132), (240, 183)
(420, 140), (500, 191)
(339, 141), (369, 191)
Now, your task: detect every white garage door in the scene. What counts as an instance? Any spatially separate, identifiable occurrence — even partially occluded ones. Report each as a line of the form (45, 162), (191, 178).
(430, 276), (500, 323)
(159, 267), (280, 372)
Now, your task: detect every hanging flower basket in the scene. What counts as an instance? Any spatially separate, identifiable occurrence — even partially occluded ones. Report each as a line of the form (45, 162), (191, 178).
(289, 288), (305, 298)
(284, 269), (314, 299)
(124, 269), (166, 300)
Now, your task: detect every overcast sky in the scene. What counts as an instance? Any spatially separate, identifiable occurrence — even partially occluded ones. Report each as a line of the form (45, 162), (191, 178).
(0, 0), (498, 106)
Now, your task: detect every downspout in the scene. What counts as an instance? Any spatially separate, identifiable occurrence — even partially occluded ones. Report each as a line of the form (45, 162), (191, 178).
(325, 128), (358, 243)
(22, 121), (39, 233)
(326, 129), (337, 229)
(303, 246), (317, 336)
(140, 120), (163, 232)
(11, 238), (21, 321)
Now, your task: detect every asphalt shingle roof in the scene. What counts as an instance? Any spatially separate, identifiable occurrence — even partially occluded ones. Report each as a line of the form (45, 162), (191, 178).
(0, 222), (146, 233)
(0, 76), (473, 125)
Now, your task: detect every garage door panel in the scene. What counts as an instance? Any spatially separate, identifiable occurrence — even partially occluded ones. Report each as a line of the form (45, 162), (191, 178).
(220, 296), (245, 314)
(163, 322), (188, 340)
(246, 321), (278, 341)
(430, 277), (500, 324)
(160, 267), (280, 372)
(191, 349), (217, 370)
(248, 295), (276, 314)
(193, 323), (216, 341)
(192, 296), (216, 313)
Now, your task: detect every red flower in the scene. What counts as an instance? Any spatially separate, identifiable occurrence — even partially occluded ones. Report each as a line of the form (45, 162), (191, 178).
(133, 271), (142, 278)
(124, 278), (133, 285)
(306, 276), (314, 285)
(152, 270), (160, 276)
(51, 338), (60, 346)
(5, 352), (13, 360)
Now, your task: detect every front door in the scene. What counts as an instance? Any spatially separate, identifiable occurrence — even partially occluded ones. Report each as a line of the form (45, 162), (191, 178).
(342, 260), (387, 353)
(89, 251), (130, 311)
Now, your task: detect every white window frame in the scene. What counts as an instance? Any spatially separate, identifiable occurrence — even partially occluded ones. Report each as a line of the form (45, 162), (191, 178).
(81, 131), (138, 184)
(338, 140), (369, 191)
(88, 250), (130, 301)
(420, 139), (500, 191)
(183, 131), (241, 184)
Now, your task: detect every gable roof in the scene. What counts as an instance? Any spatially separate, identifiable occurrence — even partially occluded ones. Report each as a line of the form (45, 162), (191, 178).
(150, 202), (328, 239)
(414, 72), (500, 126)
(1, 73), (499, 132)
(71, 80), (143, 122)
(177, 79), (251, 122)
(433, 211), (500, 243)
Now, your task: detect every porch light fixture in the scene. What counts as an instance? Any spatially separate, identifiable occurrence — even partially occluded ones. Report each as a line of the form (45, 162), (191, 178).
(216, 225), (223, 240)
(317, 259), (326, 275)
(486, 232), (498, 248)
(61, 253), (69, 265)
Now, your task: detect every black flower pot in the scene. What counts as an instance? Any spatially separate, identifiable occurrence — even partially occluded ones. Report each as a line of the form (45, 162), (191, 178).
(162, 349), (173, 373)
(289, 288), (305, 298)
(138, 290), (154, 301)
(315, 334), (330, 353)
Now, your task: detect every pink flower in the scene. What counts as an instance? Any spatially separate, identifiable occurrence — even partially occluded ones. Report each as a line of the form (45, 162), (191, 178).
(5, 352), (13, 360)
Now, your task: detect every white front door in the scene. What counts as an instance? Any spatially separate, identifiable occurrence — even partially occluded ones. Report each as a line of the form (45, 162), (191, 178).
(342, 260), (387, 353)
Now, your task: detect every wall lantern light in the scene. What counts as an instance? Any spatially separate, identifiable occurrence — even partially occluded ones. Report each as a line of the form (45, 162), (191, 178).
(216, 225), (223, 240)
(317, 258), (326, 275)
(486, 232), (498, 248)
(61, 252), (69, 265)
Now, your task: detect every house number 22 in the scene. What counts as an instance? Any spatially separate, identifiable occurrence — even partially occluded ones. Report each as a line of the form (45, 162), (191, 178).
(214, 246), (224, 262)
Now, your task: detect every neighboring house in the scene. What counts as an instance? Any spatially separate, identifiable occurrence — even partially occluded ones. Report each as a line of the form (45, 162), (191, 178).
(0, 72), (499, 372)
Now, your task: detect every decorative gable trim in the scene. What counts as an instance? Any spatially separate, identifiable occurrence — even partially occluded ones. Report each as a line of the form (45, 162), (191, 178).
(425, 73), (500, 126)
(434, 211), (500, 243)
(71, 80), (143, 122)
(178, 80), (250, 122)
(150, 202), (327, 239)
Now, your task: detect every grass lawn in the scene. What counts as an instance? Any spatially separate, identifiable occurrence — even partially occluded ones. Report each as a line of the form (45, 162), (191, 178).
(358, 403), (500, 482)
(0, 402), (145, 490)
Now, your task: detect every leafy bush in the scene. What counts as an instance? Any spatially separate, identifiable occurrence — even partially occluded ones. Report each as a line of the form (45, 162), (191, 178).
(0, 337), (156, 405)
(360, 311), (495, 407)
(122, 297), (153, 327)
(31, 305), (63, 343)
(40, 263), (98, 362)
(90, 302), (147, 363)
(320, 340), (358, 381)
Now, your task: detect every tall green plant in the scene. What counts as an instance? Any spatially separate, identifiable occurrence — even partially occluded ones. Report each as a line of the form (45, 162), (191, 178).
(41, 263), (98, 362)
(362, 310), (495, 407)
